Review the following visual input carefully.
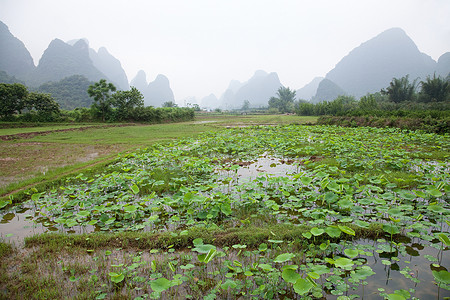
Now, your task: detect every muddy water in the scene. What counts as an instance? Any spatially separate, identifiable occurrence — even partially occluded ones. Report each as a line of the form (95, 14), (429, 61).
(0, 204), (94, 245)
(218, 154), (301, 180)
(346, 239), (449, 299)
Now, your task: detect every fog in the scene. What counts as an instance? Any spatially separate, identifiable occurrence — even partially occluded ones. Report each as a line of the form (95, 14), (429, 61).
(1, 0), (449, 100)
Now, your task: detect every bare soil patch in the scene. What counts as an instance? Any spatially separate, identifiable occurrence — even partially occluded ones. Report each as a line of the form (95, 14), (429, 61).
(0, 143), (129, 188)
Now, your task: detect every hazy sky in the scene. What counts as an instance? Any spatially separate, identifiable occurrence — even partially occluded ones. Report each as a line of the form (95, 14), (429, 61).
(1, 0), (449, 101)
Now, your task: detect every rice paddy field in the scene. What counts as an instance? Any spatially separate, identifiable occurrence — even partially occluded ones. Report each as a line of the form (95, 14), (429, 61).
(0, 116), (449, 299)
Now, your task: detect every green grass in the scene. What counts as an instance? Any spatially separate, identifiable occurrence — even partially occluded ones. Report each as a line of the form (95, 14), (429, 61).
(28, 122), (220, 145)
(0, 123), (103, 135)
(23, 223), (384, 252)
(195, 113), (317, 126)
(0, 240), (12, 258)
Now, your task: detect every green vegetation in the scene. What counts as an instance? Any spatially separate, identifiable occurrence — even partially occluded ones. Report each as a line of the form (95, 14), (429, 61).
(381, 74), (418, 103)
(0, 82), (29, 118)
(38, 75), (94, 110)
(268, 86), (296, 113)
(0, 122), (222, 200)
(0, 115), (313, 200)
(419, 73), (450, 103)
(87, 78), (118, 121)
(0, 80), (195, 124)
(0, 70), (25, 85)
(296, 75), (450, 133)
(1, 124), (448, 299)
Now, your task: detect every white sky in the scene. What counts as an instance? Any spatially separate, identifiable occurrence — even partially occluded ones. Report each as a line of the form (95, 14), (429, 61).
(1, 0), (449, 101)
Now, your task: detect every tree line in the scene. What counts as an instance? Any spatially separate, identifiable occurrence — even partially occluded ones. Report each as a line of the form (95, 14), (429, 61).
(295, 74), (450, 117)
(0, 80), (194, 123)
(0, 83), (61, 121)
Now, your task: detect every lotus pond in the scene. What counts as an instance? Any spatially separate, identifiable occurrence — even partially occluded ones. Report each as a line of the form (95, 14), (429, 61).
(1, 125), (449, 299)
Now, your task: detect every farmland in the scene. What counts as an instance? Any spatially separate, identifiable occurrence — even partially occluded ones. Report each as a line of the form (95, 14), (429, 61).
(0, 115), (449, 299)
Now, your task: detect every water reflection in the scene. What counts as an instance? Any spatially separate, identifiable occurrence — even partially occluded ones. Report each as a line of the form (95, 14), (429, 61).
(0, 204), (95, 244)
(351, 239), (449, 299)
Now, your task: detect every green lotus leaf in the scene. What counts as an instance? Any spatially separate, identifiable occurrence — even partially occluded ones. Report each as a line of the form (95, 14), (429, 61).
(151, 277), (171, 293)
(274, 253), (295, 263)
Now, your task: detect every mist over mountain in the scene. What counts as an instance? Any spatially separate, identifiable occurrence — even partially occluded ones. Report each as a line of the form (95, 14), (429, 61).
(325, 28), (437, 98)
(27, 39), (107, 86)
(296, 77), (323, 101)
(0, 70), (25, 85)
(2, 19), (449, 108)
(130, 70), (148, 92)
(220, 70), (282, 109)
(311, 79), (346, 104)
(436, 52), (450, 78)
(227, 80), (245, 94)
(146, 74), (175, 107)
(200, 93), (218, 109)
(67, 39), (128, 90)
(130, 71), (175, 107)
(0, 21), (35, 78)
(89, 47), (129, 90)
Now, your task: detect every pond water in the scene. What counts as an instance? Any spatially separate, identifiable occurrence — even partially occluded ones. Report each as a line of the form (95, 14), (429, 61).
(348, 239), (449, 299)
(0, 204), (95, 244)
(217, 154), (302, 181)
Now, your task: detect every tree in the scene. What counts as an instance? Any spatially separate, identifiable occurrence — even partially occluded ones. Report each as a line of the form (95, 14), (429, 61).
(0, 83), (28, 119)
(419, 74), (450, 102)
(381, 75), (418, 103)
(358, 94), (378, 110)
(25, 92), (61, 121)
(268, 87), (296, 113)
(87, 79), (116, 121)
(162, 101), (177, 107)
(27, 92), (60, 114)
(241, 100), (250, 111)
(111, 86), (144, 121)
(192, 104), (201, 111)
(38, 75), (94, 110)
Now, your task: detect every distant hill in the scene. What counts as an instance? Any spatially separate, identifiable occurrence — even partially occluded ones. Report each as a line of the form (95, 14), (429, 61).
(325, 28), (437, 97)
(311, 79), (346, 103)
(37, 75), (94, 110)
(66, 39), (129, 90)
(27, 39), (107, 86)
(296, 77), (323, 101)
(0, 21), (35, 78)
(436, 52), (450, 78)
(146, 74), (175, 107)
(220, 70), (282, 108)
(0, 70), (26, 85)
(130, 71), (175, 107)
(200, 94), (218, 109)
(89, 47), (129, 90)
(130, 70), (148, 92)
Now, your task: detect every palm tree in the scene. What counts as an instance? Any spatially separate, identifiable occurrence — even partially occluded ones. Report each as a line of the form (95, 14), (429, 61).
(381, 75), (418, 103)
(419, 74), (450, 102)
(268, 87), (296, 113)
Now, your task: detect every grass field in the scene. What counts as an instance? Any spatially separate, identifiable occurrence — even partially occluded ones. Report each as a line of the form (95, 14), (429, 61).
(0, 123), (101, 136)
